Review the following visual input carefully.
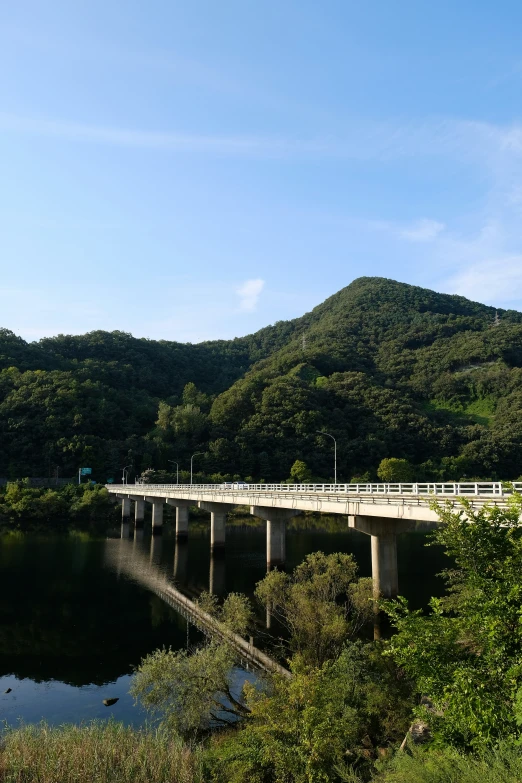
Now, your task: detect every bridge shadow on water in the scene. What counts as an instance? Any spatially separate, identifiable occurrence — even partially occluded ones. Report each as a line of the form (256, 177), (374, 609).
(0, 518), (449, 726)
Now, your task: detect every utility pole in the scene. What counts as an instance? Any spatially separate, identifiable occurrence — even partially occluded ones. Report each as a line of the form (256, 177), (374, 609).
(190, 453), (204, 485)
(168, 460), (179, 484)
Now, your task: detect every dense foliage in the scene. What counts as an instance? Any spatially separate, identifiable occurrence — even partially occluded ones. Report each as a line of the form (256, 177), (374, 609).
(384, 494), (522, 750)
(0, 480), (118, 529)
(1, 276), (522, 482)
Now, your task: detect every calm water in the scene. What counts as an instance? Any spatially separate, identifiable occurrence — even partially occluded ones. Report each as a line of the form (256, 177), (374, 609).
(0, 519), (448, 727)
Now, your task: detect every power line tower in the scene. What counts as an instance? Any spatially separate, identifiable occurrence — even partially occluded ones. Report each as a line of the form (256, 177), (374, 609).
(493, 310), (501, 327)
(301, 334), (307, 352)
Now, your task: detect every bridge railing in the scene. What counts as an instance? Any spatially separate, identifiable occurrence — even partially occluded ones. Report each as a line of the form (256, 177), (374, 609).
(113, 481), (522, 496)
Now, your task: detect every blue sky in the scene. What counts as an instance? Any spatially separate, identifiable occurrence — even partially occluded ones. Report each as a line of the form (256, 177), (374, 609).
(2, 1), (522, 342)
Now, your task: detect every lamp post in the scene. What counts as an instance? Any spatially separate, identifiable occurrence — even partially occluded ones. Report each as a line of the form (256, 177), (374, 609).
(190, 452), (204, 485)
(316, 431), (337, 484)
(122, 465), (132, 485)
(168, 460), (179, 484)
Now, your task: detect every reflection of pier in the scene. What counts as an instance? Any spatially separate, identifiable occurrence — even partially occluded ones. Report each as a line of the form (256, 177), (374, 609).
(105, 538), (290, 679)
(113, 481), (522, 599)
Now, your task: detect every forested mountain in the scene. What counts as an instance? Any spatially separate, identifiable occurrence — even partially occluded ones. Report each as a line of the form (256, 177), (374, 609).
(1, 277), (522, 482)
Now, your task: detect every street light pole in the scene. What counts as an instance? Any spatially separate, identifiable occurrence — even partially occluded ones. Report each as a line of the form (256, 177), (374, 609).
(316, 431), (337, 484)
(190, 452), (204, 485)
(122, 464), (132, 485)
(168, 460), (179, 484)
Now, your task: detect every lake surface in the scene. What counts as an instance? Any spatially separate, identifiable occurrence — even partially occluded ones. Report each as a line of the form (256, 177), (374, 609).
(0, 518), (448, 727)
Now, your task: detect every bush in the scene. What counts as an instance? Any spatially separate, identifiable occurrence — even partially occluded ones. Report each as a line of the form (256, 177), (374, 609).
(374, 742), (522, 783)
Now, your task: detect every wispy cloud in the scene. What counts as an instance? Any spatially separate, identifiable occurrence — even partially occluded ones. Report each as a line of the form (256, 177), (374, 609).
(399, 219), (446, 242)
(236, 279), (265, 311)
(2, 112), (522, 162)
(443, 254), (522, 305)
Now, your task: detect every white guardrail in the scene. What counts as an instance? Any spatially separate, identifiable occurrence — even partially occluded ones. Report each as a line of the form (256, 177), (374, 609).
(115, 482), (522, 497)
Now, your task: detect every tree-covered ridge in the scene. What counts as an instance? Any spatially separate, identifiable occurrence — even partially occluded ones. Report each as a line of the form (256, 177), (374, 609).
(1, 277), (521, 481)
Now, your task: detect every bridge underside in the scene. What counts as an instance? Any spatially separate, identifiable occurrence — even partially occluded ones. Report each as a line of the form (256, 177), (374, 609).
(109, 484), (514, 603)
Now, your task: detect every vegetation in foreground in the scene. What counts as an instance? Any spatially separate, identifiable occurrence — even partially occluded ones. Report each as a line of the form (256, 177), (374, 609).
(0, 721), (204, 783)
(4, 495), (522, 782)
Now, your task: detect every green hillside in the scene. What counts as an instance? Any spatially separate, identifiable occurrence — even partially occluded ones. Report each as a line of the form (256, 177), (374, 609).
(1, 277), (521, 481)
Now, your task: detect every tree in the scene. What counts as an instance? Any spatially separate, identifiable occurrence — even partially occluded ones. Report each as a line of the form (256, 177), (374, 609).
(377, 458), (414, 482)
(255, 552), (373, 667)
(213, 643), (412, 783)
(130, 642), (250, 737)
(384, 493), (522, 749)
(289, 459), (312, 483)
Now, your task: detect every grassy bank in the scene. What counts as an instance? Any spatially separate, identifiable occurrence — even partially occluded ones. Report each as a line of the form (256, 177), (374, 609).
(0, 722), (204, 783)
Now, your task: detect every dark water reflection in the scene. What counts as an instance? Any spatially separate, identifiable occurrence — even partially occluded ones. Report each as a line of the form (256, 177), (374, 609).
(0, 518), (449, 726)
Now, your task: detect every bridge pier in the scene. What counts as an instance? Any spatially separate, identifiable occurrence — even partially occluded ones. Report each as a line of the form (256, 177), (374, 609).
(199, 502), (235, 550)
(120, 521), (130, 539)
(348, 515), (414, 598)
(145, 497), (164, 534)
(121, 497), (131, 519)
(166, 499), (192, 539)
(128, 495), (145, 527)
(250, 506), (301, 566)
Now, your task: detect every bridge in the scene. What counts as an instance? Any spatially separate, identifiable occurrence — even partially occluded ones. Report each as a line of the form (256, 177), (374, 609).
(107, 482), (522, 599)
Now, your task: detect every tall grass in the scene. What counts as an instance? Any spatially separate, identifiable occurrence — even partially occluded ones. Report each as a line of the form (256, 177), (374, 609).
(0, 721), (204, 783)
(374, 742), (522, 783)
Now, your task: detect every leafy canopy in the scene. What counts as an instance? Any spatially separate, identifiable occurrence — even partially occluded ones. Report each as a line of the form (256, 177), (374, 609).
(383, 493), (522, 749)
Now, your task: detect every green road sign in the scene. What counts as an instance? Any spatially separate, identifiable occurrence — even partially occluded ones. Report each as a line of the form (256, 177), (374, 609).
(80, 467), (92, 475)
(107, 478), (114, 483)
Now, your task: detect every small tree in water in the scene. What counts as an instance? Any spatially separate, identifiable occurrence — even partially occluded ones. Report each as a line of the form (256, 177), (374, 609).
(255, 551), (373, 667)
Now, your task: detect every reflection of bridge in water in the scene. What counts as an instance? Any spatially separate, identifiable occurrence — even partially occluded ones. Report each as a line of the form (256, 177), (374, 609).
(105, 534), (290, 679)
(109, 482), (522, 599)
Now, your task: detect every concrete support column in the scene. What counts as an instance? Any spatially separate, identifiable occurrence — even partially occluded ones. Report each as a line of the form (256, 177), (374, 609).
(121, 497), (131, 519)
(166, 499), (192, 539)
(348, 515), (413, 599)
(127, 495), (145, 527)
(145, 497), (164, 534)
(250, 506), (301, 567)
(198, 502), (235, 550)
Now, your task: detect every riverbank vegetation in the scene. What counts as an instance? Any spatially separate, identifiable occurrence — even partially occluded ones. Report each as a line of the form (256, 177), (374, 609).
(0, 480), (119, 530)
(0, 721), (204, 783)
(3, 490), (522, 781)
(2, 277), (522, 484)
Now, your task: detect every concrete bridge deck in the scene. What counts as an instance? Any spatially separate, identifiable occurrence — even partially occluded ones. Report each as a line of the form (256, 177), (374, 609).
(107, 482), (522, 601)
